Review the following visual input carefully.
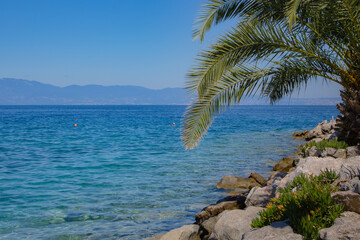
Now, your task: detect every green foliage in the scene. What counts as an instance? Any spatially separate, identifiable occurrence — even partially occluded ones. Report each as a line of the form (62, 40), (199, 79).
(183, 0), (360, 149)
(251, 171), (343, 240)
(301, 138), (348, 155)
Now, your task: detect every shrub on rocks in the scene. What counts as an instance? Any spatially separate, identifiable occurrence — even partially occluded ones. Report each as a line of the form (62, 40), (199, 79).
(301, 139), (348, 157)
(251, 170), (343, 240)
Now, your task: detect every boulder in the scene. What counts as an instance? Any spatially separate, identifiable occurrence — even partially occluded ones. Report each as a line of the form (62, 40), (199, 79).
(305, 120), (337, 141)
(339, 156), (360, 179)
(216, 193), (248, 204)
(266, 171), (287, 186)
(331, 191), (360, 214)
(245, 185), (277, 207)
(305, 122), (324, 140)
(249, 172), (267, 185)
(159, 224), (199, 240)
(273, 157), (295, 172)
(215, 176), (260, 190)
(318, 211), (360, 240)
(339, 177), (360, 193)
(320, 148), (337, 158)
(321, 120), (335, 134)
(292, 130), (309, 139)
(242, 221), (303, 240)
(333, 149), (347, 159)
(148, 233), (165, 240)
(311, 137), (324, 143)
(195, 198), (246, 224)
(284, 157), (345, 185)
(209, 207), (263, 240)
(198, 214), (222, 240)
(347, 146), (360, 158)
(354, 181), (360, 194)
(305, 146), (322, 157)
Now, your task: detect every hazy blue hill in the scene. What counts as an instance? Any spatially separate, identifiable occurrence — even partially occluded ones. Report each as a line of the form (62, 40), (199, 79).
(0, 78), (340, 105)
(0, 78), (190, 105)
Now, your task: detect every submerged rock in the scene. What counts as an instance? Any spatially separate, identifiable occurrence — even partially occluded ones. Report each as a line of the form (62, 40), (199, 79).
(209, 206), (263, 240)
(242, 221), (303, 240)
(215, 176), (260, 190)
(318, 211), (360, 240)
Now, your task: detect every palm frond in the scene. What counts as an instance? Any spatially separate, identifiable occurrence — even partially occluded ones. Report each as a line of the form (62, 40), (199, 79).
(183, 65), (270, 149)
(193, 0), (261, 41)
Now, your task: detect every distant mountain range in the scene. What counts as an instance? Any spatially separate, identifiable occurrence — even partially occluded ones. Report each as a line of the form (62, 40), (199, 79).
(0, 78), (341, 105)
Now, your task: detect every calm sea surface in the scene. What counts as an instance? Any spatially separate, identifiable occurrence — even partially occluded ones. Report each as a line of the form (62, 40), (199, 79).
(0, 105), (339, 239)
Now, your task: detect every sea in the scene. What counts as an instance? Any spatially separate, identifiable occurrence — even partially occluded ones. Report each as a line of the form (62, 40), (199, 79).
(0, 105), (339, 239)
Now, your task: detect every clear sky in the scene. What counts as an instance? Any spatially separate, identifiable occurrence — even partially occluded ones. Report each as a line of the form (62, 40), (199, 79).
(0, 0), (341, 97)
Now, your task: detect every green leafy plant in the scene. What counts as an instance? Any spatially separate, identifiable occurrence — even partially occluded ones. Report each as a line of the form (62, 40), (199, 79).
(251, 171), (343, 240)
(301, 138), (348, 155)
(183, 1), (360, 149)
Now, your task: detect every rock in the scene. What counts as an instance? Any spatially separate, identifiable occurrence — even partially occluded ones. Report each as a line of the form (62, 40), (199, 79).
(215, 176), (260, 190)
(333, 149), (347, 159)
(305, 146), (322, 157)
(249, 172), (267, 185)
(195, 199), (246, 224)
(337, 177), (360, 193)
(306, 122), (324, 140)
(245, 185), (277, 207)
(242, 221), (303, 240)
(318, 211), (360, 240)
(159, 224), (199, 240)
(148, 233), (165, 240)
(322, 121), (334, 134)
(354, 181), (360, 194)
(331, 191), (360, 214)
(209, 207), (263, 240)
(276, 173), (291, 191)
(339, 157), (360, 179)
(292, 130), (309, 139)
(339, 180), (352, 191)
(312, 137), (324, 143)
(273, 157), (295, 172)
(347, 146), (360, 158)
(216, 193), (248, 204)
(199, 214), (222, 240)
(283, 157), (346, 186)
(266, 171), (287, 186)
(305, 120), (336, 141)
(321, 148), (337, 158)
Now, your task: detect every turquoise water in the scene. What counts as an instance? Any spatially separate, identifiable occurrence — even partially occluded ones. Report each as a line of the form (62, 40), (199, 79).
(0, 105), (338, 239)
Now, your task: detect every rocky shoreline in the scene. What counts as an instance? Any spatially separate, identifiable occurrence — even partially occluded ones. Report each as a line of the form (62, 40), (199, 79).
(149, 120), (360, 240)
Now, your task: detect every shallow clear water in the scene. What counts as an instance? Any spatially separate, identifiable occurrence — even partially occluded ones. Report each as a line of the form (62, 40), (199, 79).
(0, 105), (338, 239)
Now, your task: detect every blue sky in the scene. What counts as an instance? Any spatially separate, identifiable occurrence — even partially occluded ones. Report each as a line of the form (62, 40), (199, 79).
(0, 0), (341, 97)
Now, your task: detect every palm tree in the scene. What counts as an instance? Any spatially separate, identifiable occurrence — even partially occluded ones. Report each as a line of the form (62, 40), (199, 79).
(182, 0), (360, 149)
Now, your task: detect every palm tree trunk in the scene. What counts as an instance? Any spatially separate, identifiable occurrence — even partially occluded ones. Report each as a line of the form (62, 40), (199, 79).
(336, 89), (360, 146)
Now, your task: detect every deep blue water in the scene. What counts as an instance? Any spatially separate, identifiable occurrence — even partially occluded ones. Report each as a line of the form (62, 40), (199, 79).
(0, 105), (339, 239)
